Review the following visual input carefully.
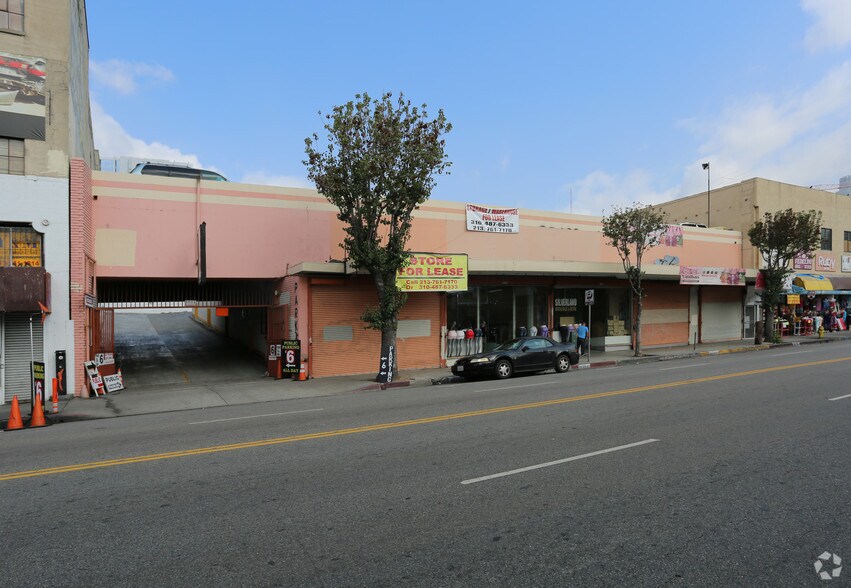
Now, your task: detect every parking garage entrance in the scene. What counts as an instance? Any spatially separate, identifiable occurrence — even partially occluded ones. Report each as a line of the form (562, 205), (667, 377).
(94, 278), (275, 390)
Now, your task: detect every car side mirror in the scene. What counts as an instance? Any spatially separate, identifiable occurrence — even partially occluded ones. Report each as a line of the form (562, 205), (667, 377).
(521, 346), (530, 352)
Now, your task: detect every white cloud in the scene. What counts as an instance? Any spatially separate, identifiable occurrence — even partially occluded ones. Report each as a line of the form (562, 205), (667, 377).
(802, 0), (851, 52)
(92, 101), (203, 166)
(692, 60), (851, 189)
(239, 171), (313, 188)
(90, 59), (175, 94)
(560, 169), (679, 217)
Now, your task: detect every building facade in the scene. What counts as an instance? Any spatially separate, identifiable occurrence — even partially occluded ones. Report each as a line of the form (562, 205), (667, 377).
(90, 173), (749, 379)
(0, 0), (97, 404)
(656, 178), (851, 333)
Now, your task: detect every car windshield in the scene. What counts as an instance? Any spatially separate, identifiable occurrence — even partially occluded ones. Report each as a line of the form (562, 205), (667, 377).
(493, 338), (525, 351)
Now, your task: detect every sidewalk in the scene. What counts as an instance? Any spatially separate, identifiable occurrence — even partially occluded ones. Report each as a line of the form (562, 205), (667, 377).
(3, 330), (850, 426)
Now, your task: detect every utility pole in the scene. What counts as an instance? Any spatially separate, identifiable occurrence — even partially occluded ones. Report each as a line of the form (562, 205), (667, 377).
(702, 162), (711, 227)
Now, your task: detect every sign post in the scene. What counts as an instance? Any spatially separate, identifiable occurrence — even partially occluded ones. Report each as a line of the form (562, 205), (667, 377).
(585, 290), (595, 364)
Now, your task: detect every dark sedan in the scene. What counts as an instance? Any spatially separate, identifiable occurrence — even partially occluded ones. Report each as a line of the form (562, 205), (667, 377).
(451, 336), (579, 380)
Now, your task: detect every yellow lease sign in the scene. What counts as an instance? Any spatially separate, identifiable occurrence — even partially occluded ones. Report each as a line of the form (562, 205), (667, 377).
(396, 253), (468, 292)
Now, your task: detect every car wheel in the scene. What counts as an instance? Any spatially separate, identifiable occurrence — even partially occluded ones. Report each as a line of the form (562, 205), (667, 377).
(495, 359), (513, 379)
(555, 354), (571, 373)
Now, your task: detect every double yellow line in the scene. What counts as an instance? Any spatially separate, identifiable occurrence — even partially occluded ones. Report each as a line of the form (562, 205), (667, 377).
(1, 356), (848, 482)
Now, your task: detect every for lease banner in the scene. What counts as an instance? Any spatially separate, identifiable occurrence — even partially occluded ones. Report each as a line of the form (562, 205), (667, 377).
(465, 204), (519, 233)
(680, 266), (746, 285)
(396, 253), (468, 292)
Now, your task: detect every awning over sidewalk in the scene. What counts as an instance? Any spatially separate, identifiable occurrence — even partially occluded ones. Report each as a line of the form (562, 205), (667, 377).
(829, 277), (851, 291)
(793, 273), (834, 292)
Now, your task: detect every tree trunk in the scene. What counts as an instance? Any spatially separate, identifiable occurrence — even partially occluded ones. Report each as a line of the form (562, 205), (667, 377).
(373, 272), (400, 382)
(634, 295), (643, 357)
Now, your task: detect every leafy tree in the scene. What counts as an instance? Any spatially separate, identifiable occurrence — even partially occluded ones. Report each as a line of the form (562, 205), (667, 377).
(602, 203), (668, 356)
(747, 208), (822, 341)
(304, 92), (451, 380)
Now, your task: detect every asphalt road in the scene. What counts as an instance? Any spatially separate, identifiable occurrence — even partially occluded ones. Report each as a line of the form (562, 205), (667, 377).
(1, 343), (849, 586)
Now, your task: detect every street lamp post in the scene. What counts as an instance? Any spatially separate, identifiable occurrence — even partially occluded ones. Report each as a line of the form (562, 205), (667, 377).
(702, 162), (711, 227)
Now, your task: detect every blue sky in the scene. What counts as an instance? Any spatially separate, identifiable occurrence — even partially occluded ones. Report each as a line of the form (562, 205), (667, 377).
(86, 1), (851, 215)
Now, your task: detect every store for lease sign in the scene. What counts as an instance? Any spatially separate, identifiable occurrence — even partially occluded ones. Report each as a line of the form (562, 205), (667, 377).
(396, 253), (468, 292)
(465, 204), (519, 233)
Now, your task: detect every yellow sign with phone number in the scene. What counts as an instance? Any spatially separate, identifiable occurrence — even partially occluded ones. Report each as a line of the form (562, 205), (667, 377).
(395, 253), (468, 292)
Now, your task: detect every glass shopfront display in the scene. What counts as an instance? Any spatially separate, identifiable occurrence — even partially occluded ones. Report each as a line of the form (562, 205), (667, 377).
(446, 285), (549, 354)
(554, 287), (632, 346)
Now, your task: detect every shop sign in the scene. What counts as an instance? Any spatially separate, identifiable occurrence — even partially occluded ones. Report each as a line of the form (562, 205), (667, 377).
(793, 255), (813, 270)
(660, 226), (683, 247)
(396, 253), (468, 292)
(787, 294), (801, 305)
(679, 266), (746, 286)
(554, 297), (578, 310)
(815, 254), (836, 272)
(465, 204), (519, 234)
(842, 255), (851, 273)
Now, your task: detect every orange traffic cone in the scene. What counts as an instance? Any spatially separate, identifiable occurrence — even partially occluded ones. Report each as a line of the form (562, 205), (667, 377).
(4, 395), (24, 431)
(297, 361), (308, 381)
(29, 393), (47, 428)
(51, 378), (59, 414)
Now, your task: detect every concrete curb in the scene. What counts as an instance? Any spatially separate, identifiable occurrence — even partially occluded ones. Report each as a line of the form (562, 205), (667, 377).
(355, 380), (413, 392)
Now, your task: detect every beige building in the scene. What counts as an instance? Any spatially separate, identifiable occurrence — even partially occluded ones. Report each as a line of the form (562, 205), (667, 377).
(656, 178), (851, 277)
(656, 177), (851, 335)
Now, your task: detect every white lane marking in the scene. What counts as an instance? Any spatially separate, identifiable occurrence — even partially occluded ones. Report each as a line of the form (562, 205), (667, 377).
(828, 393), (851, 402)
(189, 408), (324, 425)
(769, 350), (817, 357)
(460, 438), (660, 485)
(660, 362), (709, 371)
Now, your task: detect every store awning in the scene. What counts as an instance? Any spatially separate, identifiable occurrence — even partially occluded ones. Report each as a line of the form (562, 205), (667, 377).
(793, 273), (834, 291)
(829, 277), (851, 291)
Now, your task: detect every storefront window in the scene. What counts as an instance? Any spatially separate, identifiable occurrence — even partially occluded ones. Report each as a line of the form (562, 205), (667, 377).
(554, 287), (631, 340)
(0, 225), (43, 267)
(446, 285), (549, 352)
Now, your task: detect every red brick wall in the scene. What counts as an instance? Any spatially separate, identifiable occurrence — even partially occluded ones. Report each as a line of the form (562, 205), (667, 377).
(70, 158), (93, 395)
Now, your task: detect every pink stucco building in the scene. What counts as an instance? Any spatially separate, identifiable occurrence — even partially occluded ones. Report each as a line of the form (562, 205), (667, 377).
(87, 171), (749, 379)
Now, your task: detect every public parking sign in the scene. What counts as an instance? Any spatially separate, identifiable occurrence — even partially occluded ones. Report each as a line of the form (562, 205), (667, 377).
(281, 340), (301, 374)
(585, 289), (595, 305)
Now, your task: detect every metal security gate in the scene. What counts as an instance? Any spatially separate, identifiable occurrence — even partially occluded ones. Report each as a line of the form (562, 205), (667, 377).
(88, 307), (115, 359)
(4, 312), (43, 404)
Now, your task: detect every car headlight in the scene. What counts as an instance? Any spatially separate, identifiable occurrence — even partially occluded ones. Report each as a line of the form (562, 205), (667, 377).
(469, 356), (495, 364)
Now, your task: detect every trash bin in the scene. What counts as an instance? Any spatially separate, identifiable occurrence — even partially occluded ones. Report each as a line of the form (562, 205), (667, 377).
(754, 320), (764, 344)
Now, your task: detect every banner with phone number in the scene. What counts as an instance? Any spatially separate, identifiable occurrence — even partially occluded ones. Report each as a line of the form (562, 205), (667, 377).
(396, 253), (468, 292)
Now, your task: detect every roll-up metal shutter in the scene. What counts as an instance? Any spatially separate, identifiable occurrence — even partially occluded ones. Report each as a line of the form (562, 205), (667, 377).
(4, 312), (44, 403)
(701, 287), (743, 342)
(310, 283), (441, 378)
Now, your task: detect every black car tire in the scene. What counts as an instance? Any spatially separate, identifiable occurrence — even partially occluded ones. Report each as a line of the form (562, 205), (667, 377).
(555, 354), (571, 373)
(495, 359), (513, 379)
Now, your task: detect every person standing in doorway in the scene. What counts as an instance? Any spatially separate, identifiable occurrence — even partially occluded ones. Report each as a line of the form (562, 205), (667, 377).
(576, 321), (589, 356)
